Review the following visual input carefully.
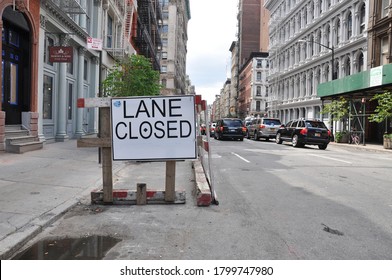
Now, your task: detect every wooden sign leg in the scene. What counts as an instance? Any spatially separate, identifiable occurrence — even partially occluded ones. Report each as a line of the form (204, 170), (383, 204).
(101, 107), (113, 203)
(165, 161), (176, 202)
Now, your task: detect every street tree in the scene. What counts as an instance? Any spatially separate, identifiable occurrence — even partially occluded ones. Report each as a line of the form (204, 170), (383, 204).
(102, 54), (161, 97)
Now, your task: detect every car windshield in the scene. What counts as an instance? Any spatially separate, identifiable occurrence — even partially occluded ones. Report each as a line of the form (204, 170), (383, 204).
(264, 119), (281, 125)
(306, 121), (327, 128)
(223, 120), (243, 127)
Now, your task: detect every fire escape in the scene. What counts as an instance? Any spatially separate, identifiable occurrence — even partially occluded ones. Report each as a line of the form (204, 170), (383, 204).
(133, 0), (162, 70)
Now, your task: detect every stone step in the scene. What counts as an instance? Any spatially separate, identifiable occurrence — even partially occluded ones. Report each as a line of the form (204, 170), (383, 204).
(5, 141), (43, 154)
(6, 135), (38, 144)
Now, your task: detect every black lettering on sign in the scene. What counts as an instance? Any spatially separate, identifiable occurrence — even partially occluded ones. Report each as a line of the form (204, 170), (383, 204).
(169, 98), (182, 117)
(180, 120), (191, 138)
(154, 121), (165, 138)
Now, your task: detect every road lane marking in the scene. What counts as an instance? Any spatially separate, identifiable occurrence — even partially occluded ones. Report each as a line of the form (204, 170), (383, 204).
(308, 154), (352, 164)
(231, 152), (250, 163)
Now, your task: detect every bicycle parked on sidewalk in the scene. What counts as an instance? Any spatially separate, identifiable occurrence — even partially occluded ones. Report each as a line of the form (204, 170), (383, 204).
(349, 131), (362, 145)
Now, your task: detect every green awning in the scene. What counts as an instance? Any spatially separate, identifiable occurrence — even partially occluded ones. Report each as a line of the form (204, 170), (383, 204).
(317, 64), (392, 100)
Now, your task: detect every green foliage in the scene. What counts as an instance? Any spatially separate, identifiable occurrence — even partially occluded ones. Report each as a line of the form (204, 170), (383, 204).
(384, 134), (392, 139)
(369, 91), (392, 123)
(321, 97), (349, 121)
(334, 131), (348, 142)
(102, 54), (161, 97)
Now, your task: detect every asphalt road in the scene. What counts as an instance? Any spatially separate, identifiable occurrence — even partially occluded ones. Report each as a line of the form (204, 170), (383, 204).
(10, 138), (392, 260)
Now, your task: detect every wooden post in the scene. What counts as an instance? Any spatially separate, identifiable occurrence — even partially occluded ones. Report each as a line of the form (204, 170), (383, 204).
(137, 183), (147, 205)
(165, 160), (176, 202)
(100, 107), (113, 203)
(77, 98), (113, 204)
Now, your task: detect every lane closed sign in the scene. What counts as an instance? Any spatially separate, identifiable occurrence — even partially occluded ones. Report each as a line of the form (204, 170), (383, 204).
(111, 96), (197, 161)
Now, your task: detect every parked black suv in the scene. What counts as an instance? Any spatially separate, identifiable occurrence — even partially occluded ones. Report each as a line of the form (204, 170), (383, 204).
(214, 118), (246, 141)
(275, 119), (331, 149)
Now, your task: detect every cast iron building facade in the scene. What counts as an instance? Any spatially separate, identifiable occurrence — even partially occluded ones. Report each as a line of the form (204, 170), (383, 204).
(265, 0), (368, 125)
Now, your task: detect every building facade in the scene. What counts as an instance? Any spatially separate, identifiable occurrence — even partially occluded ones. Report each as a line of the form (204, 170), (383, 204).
(0, 0), (164, 152)
(265, 0), (368, 126)
(159, 0), (190, 95)
(238, 52), (269, 119)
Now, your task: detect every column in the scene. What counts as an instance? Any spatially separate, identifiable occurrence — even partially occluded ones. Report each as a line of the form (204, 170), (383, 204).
(75, 47), (86, 137)
(37, 15), (46, 142)
(55, 36), (69, 142)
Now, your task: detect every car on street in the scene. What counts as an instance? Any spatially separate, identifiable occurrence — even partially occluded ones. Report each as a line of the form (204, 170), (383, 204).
(210, 122), (217, 137)
(246, 118), (281, 141)
(275, 118), (331, 149)
(200, 124), (206, 135)
(214, 118), (246, 141)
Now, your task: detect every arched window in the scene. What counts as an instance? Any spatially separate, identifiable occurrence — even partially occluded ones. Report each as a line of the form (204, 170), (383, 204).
(325, 25), (331, 48)
(347, 11), (352, 40)
(309, 72), (313, 96)
(336, 18), (341, 45)
(357, 52), (364, 72)
(345, 57), (351, 76)
(359, 3), (366, 34)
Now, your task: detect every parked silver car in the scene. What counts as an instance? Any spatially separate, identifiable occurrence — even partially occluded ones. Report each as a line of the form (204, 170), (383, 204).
(246, 118), (281, 141)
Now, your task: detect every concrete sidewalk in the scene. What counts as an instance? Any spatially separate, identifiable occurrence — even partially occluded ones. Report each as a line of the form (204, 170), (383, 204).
(0, 140), (198, 259)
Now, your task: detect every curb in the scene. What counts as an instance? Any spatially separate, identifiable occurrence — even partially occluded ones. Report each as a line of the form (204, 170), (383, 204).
(193, 159), (212, 206)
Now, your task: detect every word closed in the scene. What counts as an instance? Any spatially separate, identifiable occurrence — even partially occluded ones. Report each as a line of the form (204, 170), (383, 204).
(111, 96), (196, 161)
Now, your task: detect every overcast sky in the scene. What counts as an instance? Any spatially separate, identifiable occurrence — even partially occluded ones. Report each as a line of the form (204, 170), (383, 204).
(186, 0), (238, 105)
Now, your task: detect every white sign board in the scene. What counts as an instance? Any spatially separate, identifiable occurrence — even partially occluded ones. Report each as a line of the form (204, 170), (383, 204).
(87, 37), (102, 51)
(111, 96), (197, 161)
(370, 66), (383, 87)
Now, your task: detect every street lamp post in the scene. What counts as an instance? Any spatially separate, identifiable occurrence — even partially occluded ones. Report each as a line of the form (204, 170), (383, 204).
(299, 39), (335, 134)
(298, 39), (335, 80)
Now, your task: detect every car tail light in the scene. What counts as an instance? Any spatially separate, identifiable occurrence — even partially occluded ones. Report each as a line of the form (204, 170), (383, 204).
(327, 130), (331, 137)
(259, 124), (265, 129)
(300, 128), (308, 135)
(220, 126), (224, 131)
(242, 126), (247, 132)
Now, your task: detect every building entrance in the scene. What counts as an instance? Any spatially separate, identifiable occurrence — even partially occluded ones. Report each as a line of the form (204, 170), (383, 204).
(1, 7), (31, 125)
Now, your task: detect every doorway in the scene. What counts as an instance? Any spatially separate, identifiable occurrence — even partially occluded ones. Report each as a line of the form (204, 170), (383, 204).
(1, 7), (31, 125)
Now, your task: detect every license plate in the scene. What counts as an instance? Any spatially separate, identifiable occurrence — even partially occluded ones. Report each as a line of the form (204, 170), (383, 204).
(315, 133), (320, 137)
(230, 129), (236, 132)
(270, 128), (275, 131)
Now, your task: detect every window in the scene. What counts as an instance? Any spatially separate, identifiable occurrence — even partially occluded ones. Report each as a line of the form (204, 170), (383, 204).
(381, 0), (390, 18)
(68, 83), (73, 120)
(336, 19), (341, 45)
(43, 75), (53, 119)
(161, 25), (169, 33)
(67, 49), (74, 74)
(107, 15), (113, 48)
(161, 65), (167, 73)
(357, 52), (364, 72)
(256, 101), (261, 111)
(44, 36), (54, 66)
(360, 4), (366, 34)
(84, 59), (88, 80)
(162, 52), (167, 59)
(256, 59), (262, 68)
(381, 36), (389, 65)
(256, 86), (261, 96)
(345, 57), (351, 76)
(347, 12), (352, 40)
(161, 78), (167, 87)
(256, 72), (261, 81)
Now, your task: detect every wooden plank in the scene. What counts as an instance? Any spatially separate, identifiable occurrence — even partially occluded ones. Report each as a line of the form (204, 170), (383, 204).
(100, 107), (113, 203)
(77, 137), (111, 148)
(136, 183), (147, 205)
(77, 97), (111, 108)
(165, 161), (176, 202)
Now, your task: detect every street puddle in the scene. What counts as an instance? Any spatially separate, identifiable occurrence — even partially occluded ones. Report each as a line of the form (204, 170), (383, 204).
(12, 235), (121, 260)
